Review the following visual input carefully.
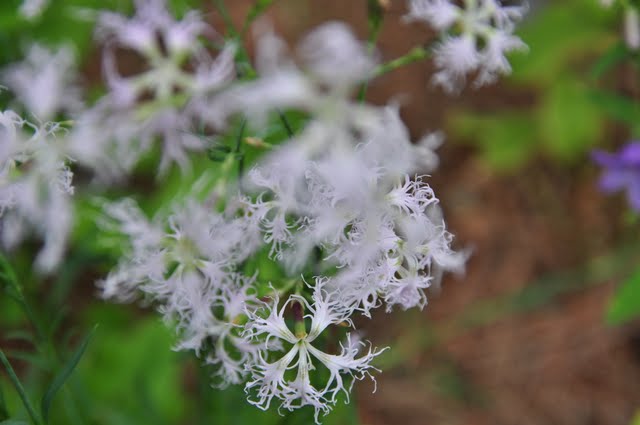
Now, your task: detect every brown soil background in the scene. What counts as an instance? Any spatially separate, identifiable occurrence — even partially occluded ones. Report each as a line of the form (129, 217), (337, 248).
(216, 1), (640, 424)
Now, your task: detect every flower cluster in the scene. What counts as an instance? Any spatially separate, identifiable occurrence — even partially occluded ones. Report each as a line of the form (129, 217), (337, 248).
(405, 0), (528, 92)
(2, 44), (82, 121)
(1, 0), (234, 272)
(0, 0), (528, 421)
(96, 20), (466, 420)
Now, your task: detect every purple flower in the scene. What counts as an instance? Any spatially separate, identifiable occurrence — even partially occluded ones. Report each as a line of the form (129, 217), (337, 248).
(592, 142), (640, 211)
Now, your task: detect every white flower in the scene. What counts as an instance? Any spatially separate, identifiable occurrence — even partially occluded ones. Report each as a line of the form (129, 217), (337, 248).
(386, 175), (437, 217)
(67, 104), (145, 182)
(405, 0), (460, 30)
(209, 21), (377, 129)
(432, 34), (481, 92)
(406, 0), (528, 92)
(2, 44), (82, 120)
(296, 21), (377, 90)
(99, 196), (261, 301)
(98, 196), (266, 385)
(244, 279), (385, 422)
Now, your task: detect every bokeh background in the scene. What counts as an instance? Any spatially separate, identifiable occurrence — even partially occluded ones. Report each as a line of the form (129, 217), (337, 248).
(1, 0), (640, 424)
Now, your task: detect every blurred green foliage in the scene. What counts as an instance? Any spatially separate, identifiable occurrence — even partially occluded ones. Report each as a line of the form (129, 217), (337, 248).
(449, 0), (620, 171)
(0, 0), (114, 62)
(607, 267), (640, 324)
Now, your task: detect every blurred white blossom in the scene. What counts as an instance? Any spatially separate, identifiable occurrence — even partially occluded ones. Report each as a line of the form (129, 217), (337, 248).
(625, 6), (640, 50)
(598, 0), (640, 50)
(405, 0), (528, 92)
(2, 44), (82, 121)
(98, 196), (264, 383)
(19, 0), (49, 20)
(77, 0), (236, 176)
(0, 112), (74, 272)
(208, 22), (377, 128)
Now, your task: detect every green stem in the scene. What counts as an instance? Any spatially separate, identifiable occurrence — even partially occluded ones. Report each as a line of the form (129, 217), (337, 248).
(241, 0), (278, 36)
(213, 1), (301, 143)
(366, 0), (385, 52)
(234, 118), (247, 181)
(277, 110), (294, 138)
(358, 46), (431, 102)
(373, 45), (431, 78)
(213, 0), (239, 38)
(359, 46), (431, 102)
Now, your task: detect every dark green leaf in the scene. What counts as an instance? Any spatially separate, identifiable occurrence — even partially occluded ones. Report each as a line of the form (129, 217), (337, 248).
(589, 90), (640, 126)
(0, 350), (41, 425)
(589, 42), (629, 80)
(0, 254), (19, 291)
(449, 112), (537, 172)
(40, 325), (97, 424)
(208, 145), (232, 162)
(607, 269), (640, 324)
(538, 80), (604, 160)
(509, 0), (613, 84)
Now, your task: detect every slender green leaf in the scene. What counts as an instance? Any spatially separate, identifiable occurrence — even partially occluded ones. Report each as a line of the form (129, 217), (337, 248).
(0, 381), (9, 420)
(0, 350), (41, 425)
(0, 420), (30, 425)
(0, 256), (45, 345)
(0, 254), (19, 291)
(40, 325), (97, 424)
(607, 269), (640, 324)
(2, 352), (48, 372)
